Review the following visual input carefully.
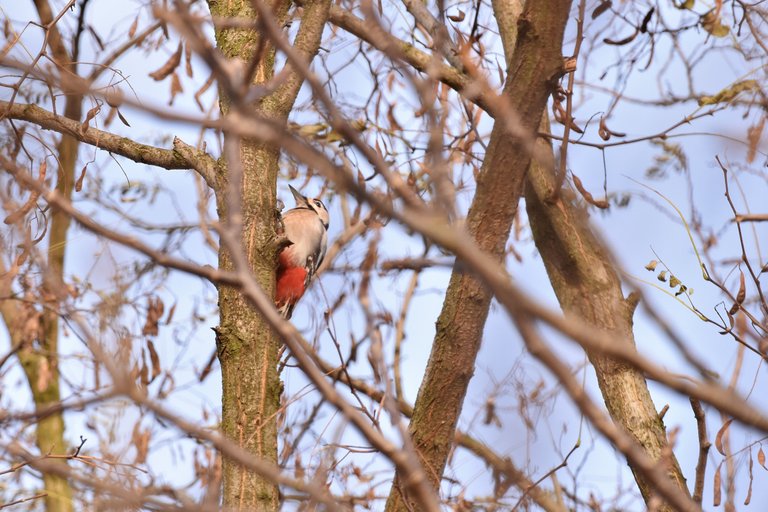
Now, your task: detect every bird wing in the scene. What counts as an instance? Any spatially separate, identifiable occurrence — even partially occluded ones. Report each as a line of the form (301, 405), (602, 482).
(282, 207), (328, 276)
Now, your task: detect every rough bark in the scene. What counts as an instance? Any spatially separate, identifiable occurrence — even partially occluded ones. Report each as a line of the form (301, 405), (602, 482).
(208, 0), (330, 508)
(210, 1), (286, 508)
(384, 2), (573, 509)
(524, 120), (690, 508)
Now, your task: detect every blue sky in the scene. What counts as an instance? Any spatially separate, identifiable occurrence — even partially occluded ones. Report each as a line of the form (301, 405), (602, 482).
(1, 0), (767, 509)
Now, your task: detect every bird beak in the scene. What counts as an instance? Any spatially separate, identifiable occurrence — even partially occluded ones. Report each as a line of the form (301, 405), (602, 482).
(288, 185), (309, 207)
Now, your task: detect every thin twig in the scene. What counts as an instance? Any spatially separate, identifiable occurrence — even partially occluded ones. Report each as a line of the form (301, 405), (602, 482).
(552, 0), (586, 200)
(690, 398), (710, 504)
(0, 492), (47, 509)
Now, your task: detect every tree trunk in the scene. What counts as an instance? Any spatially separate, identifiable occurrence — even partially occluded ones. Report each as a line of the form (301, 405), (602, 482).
(208, 0), (330, 508)
(13, 1), (84, 507)
(524, 119), (690, 508)
(210, 1), (286, 508)
(385, 2), (573, 509)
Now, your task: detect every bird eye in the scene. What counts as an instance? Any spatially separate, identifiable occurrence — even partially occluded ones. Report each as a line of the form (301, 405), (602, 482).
(313, 199), (324, 208)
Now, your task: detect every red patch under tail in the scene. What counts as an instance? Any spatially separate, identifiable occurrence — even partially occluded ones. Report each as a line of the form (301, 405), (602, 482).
(276, 252), (308, 318)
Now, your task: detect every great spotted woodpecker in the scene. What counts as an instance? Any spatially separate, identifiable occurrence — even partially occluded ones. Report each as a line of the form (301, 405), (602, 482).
(275, 185), (329, 318)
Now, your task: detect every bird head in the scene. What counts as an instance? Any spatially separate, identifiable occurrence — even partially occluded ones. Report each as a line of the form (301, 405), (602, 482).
(289, 185), (329, 229)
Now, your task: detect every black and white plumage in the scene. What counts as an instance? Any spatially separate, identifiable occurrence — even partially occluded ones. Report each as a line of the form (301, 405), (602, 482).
(275, 185), (329, 318)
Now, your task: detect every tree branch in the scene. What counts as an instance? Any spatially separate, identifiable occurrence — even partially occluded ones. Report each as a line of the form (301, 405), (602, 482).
(328, 6), (492, 113)
(690, 398), (710, 504)
(525, 116), (691, 508)
(385, 2), (572, 509)
(734, 213), (768, 222)
(304, 348), (566, 512)
(266, 0), (332, 115)
(399, 0), (463, 70)
(0, 101), (218, 188)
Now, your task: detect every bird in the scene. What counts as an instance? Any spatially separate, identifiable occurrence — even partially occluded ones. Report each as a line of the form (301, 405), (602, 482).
(275, 185), (329, 318)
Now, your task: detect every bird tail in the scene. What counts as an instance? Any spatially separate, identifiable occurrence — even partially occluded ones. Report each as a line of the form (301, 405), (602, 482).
(277, 301), (295, 320)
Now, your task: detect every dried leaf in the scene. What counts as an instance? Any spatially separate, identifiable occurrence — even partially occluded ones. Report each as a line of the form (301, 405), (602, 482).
(701, 10), (730, 38)
(483, 397), (501, 427)
(116, 108), (131, 127)
(639, 8), (655, 33)
(729, 271), (746, 315)
(598, 117), (625, 140)
(745, 449), (753, 505)
(185, 42), (193, 78)
(128, 16), (139, 38)
(552, 100), (566, 124)
(604, 29), (638, 46)
(194, 74), (215, 111)
(598, 116), (611, 141)
(669, 275), (681, 288)
(164, 302), (177, 324)
(357, 169), (366, 190)
(572, 173), (609, 209)
(147, 340), (161, 383)
(139, 349), (149, 387)
(149, 42), (183, 81)
(106, 88), (124, 108)
(81, 104), (101, 133)
(592, 1), (612, 19)
(15, 246), (29, 268)
(747, 117), (765, 164)
(699, 80), (758, 106)
(714, 463), (722, 506)
(169, 72), (184, 106)
(157, 371), (174, 399)
(657, 270), (668, 282)
(735, 271), (746, 305)
(448, 9), (465, 22)
(720, 310), (735, 334)
(645, 260), (659, 271)
(353, 464), (373, 483)
(758, 446), (767, 470)
(295, 452), (305, 479)
(132, 422), (151, 464)
(567, 116), (584, 134)
(386, 71), (396, 91)
(715, 418), (733, 456)
(386, 104), (402, 132)
(142, 297), (165, 337)
(75, 164), (88, 192)
(199, 349), (217, 383)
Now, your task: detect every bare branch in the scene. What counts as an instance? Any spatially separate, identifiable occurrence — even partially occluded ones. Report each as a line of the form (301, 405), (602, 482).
(0, 101), (218, 188)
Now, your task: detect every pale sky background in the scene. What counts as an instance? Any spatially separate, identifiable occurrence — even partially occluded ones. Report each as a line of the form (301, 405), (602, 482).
(1, 0), (767, 510)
